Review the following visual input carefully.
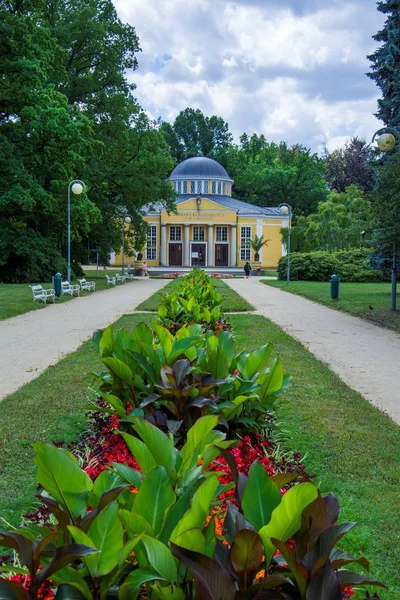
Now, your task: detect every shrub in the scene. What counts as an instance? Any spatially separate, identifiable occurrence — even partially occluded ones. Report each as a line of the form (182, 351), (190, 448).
(278, 249), (384, 282)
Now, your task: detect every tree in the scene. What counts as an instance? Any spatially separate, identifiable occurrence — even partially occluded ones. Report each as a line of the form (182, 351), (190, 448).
(247, 235), (270, 262)
(226, 137), (328, 216)
(370, 153), (400, 308)
(286, 186), (372, 253)
(323, 137), (375, 192)
(367, 0), (400, 128)
(161, 108), (233, 164)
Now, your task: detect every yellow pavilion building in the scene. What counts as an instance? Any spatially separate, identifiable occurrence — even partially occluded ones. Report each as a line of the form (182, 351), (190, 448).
(112, 153), (288, 269)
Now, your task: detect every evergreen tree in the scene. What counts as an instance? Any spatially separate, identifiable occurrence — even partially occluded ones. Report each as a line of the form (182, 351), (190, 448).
(367, 0), (400, 127)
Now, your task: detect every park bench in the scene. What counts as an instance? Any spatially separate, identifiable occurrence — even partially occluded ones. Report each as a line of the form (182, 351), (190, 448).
(29, 285), (56, 304)
(78, 278), (95, 292)
(116, 273), (126, 284)
(105, 275), (116, 286)
(61, 281), (80, 297)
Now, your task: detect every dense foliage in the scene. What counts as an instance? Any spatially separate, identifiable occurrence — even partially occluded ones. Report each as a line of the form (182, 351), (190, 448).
(323, 138), (375, 192)
(285, 186), (372, 253)
(0, 270), (385, 598)
(278, 249), (384, 282)
(0, 0), (174, 282)
(367, 0), (400, 128)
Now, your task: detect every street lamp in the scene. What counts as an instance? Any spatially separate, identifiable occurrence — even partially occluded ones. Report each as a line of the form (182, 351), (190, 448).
(67, 179), (85, 282)
(371, 127), (399, 311)
(279, 203), (292, 285)
(121, 215), (132, 275)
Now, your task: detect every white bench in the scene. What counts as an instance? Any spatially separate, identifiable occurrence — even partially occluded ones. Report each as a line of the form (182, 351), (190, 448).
(29, 285), (55, 303)
(105, 275), (116, 286)
(61, 281), (80, 297)
(78, 278), (95, 292)
(116, 273), (126, 284)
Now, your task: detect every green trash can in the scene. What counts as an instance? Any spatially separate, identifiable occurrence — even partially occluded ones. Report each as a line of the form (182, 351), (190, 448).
(54, 272), (62, 297)
(330, 274), (340, 300)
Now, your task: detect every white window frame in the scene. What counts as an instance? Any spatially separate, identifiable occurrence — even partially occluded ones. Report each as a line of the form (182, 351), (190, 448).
(240, 226), (251, 261)
(216, 226), (228, 242)
(196, 180), (202, 194)
(193, 226), (205, 241)
(190, 180), (196, 194)
(182, 181), (188, 193)
(146, 225), (157, 260)
(203, 180), (208, 194)
(169, 225), (182, 241)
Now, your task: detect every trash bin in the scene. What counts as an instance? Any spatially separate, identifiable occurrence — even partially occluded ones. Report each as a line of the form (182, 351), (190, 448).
(330, 274), (340, 300)
(54, 272), (62, 297)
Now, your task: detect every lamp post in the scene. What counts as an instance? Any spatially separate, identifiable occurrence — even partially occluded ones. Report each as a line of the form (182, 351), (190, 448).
(371, 127), (399, 311)
(67, 179), (85, 282)
(279, 203), (292, 285)
(121, 215), (132, 275)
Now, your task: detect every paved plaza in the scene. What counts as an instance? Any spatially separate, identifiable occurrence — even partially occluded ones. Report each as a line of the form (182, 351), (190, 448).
(226, 279), (400, 426)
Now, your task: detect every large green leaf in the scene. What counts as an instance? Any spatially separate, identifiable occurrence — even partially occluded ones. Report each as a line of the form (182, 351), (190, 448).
(33, 443), (92, 521)
(170, 475), (219, 542)
(131, 322), (153, 346)
(119, 568), (167, 600)
(87, 501), (124, 577)
(179, 416), (218, 471)
(158, 493), (191, 545)
(102, 393), (126, 418)
(121, 432), (157, 475)
(168, 337), (202, 364)
(140, 536), (177, 583)
(133, 466), (176, 537)
(173, 528), (205, 553)
(131, 418), (177, 481)
(119, 510), (154, 537)
(67, 527), (98, 578)
(241, 461), (282, 531)
(101, 357), (133, 385)
(52, 566), (93, 600)
(259, 482), (318, 564)
(98, 325), (114, 357)
(153, 324), (173, 359)
(241, 344), (272, 379)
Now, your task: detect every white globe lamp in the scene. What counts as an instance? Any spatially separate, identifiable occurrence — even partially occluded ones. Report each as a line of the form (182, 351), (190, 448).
(376, 133), (396, 152)
(71, 182), (84, 195)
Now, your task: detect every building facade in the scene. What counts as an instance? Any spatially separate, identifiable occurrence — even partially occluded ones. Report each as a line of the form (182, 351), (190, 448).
(112, 154), (288, 269)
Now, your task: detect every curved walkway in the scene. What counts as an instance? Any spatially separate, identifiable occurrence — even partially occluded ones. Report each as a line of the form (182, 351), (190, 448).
(226, 279), (400, 426)
(0, 279), (167, 400)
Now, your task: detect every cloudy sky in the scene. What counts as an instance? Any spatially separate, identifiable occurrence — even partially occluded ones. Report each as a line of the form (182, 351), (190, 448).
(113, 0), (384, 153)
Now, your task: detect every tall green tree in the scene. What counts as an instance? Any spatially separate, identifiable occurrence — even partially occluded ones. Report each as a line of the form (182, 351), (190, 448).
(367, 0), (400, 127)
(323, 137), (375, 192)
(161, 108), (233, 164)
(226, 136), (328, 216)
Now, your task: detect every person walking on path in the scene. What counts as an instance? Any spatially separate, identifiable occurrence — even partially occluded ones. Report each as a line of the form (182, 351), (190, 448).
(244, 261), (252, 279)
(142, 261), (149, 277)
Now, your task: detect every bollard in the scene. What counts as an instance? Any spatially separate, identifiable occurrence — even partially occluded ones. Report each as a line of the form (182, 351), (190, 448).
(54, 272), (62, 297)
(330, 274), (340, 300)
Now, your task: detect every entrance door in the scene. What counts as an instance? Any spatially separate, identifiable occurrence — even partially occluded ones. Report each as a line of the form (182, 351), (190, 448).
(191, 243), (206, 267)
(169, 243), (182, 266)
(215, 244), (228, 267)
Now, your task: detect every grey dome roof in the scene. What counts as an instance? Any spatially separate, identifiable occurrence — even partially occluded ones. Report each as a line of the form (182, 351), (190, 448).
(169, 155), (232, 181)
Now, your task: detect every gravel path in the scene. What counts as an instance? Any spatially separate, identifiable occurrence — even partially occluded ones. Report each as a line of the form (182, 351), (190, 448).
(226, 278), (400, 426)
(0, 278), (167, 400)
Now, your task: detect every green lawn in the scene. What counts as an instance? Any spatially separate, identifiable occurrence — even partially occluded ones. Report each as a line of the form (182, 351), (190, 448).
(0, 269), (127, 321)
(136, 278), (254, 312)
(262, 279), (400, 332)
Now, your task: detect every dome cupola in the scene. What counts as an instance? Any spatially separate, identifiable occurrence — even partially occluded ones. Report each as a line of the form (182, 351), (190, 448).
(169, 152), (233, 196)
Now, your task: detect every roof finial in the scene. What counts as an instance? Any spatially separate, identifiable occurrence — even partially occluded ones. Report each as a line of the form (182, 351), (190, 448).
(197, 150), (203, 157)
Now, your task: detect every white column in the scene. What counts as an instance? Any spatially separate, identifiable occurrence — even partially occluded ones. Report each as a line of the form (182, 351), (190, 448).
(208, 224), (214, 267)
(231, 225), (237, 266)
(184, 224), (190, 266)
(256, 218), (263, 262)
(161, 223), (167, 266)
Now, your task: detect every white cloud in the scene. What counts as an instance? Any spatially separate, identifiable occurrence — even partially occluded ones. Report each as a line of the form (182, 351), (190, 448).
(113, 0), (384, 152)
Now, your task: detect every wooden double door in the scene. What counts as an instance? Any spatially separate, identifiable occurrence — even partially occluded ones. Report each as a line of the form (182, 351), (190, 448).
(215, 243), (229, 267)
(191, 243), (206, 267)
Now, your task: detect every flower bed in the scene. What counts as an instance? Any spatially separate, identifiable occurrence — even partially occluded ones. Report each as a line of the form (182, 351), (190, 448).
(0, 270), (385, 599)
